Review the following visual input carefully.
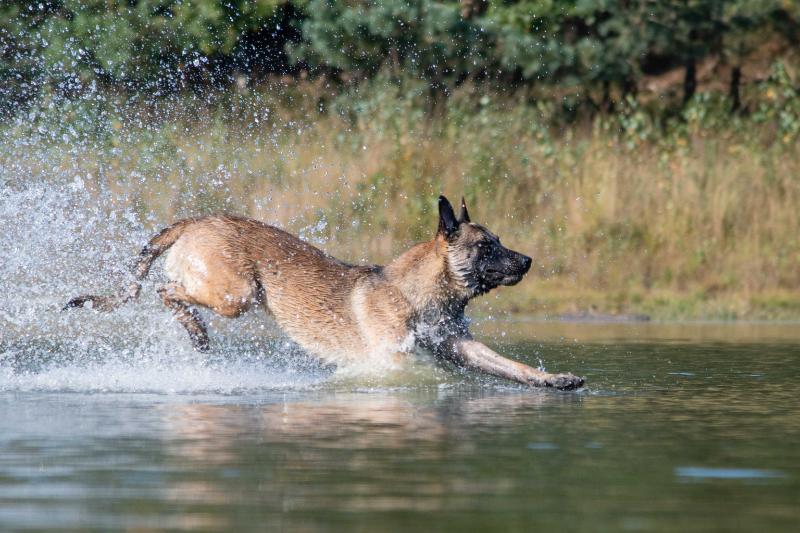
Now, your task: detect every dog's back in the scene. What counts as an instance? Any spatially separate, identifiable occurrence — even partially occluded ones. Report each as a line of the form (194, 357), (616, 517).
(164, 215), (382, 358)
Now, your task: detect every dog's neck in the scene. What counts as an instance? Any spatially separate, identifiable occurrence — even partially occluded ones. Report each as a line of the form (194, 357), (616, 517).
(384, 237), (470, 315)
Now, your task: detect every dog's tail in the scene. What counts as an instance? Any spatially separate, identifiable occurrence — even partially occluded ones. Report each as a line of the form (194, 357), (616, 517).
(63, 218), (195, 312)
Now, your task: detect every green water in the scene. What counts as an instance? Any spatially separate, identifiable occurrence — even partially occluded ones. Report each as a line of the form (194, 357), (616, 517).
(1, 323), (799, 531)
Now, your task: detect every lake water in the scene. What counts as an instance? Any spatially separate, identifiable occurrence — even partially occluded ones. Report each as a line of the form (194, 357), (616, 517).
(1, 321), (798, 532)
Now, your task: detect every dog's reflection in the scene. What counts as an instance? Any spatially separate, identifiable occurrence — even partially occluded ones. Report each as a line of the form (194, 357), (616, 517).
(159, 390), (579, 525)
(162, 389), (578, 465)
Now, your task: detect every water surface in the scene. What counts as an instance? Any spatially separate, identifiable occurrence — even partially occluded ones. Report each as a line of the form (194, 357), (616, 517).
(1, 323), (798, 532)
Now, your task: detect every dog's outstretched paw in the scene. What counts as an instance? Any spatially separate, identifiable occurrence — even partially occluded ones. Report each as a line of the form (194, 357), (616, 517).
(543, 373), (585, 391)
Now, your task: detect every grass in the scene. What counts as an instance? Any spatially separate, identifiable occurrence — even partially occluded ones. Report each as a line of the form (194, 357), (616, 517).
(3, 73), (800, 320)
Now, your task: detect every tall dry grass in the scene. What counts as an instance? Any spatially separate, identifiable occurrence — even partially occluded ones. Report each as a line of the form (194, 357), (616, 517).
(3, 78), (800, 318)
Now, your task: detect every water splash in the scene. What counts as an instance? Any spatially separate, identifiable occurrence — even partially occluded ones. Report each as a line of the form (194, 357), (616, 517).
(0, 173), (345, 393)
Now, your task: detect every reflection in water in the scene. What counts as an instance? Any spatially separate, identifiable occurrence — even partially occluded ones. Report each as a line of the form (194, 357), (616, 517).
(167, 390), (574, 451)
(162, 390), (579, 516)
(675, 466), (788, 480)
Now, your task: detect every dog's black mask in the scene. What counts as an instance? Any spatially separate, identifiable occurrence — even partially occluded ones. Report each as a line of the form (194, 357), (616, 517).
(437, 196), (532, 296)
(473, 237), (532, 290)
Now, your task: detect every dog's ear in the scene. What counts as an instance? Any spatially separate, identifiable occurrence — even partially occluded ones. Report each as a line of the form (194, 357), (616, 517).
(458, 196), (470, 223)
(438, 195), (459, 239)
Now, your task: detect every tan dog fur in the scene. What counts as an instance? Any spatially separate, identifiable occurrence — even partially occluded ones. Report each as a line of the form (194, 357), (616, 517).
(65, 197), (584, 389)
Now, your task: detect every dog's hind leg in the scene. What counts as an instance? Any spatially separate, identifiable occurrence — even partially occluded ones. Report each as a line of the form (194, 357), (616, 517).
(157, 283), (210, 352)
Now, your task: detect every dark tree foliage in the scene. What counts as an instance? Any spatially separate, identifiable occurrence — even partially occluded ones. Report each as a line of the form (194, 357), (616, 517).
(1, 0), (293, 100)
(1, 0), (798, 109)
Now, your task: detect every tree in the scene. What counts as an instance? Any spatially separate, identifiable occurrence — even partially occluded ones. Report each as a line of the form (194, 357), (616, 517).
(1, 0), (290, 99)
(292, 0), (496, 110)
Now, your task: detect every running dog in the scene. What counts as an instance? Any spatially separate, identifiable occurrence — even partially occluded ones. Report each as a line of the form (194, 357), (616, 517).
(65, 196), (584, 389)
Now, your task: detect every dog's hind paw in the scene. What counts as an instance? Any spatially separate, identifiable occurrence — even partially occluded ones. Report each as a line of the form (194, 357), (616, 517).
(191, 336), (210, 353)
(63, 296), (92, 310)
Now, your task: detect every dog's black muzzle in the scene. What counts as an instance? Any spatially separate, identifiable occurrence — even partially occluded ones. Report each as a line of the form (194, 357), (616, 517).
(482, 251), (532, 287)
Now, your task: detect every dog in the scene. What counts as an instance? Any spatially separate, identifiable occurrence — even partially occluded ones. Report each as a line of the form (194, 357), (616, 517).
(65, 195), (584, 390)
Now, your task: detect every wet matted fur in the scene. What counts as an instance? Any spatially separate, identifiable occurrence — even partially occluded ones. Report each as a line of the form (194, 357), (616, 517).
(65, 196), (584, 389)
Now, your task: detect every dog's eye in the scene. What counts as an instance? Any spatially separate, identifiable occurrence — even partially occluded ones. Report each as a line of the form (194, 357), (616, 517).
(475, 243), (493, 259)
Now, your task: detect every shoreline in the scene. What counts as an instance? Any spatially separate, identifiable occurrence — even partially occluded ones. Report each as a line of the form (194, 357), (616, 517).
(470, 316), (800, 344)
(471, 284), (800, 323)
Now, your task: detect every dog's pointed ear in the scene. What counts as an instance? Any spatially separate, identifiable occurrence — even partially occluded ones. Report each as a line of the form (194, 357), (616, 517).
(437, 195), (459, 239)
(458, 196), (470, 223)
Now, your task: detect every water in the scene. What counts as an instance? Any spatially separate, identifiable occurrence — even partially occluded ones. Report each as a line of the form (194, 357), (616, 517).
(1, 323), (799, 532)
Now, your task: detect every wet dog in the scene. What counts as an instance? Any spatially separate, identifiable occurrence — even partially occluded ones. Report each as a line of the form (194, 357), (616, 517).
(65, 196), (584, 389)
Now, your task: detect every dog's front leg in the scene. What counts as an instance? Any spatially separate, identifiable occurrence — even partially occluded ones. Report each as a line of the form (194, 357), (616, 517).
(439, 337), (584, 390)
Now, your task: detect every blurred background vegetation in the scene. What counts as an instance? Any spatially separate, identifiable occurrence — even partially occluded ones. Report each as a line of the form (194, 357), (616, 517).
(2, 1), (800, 319)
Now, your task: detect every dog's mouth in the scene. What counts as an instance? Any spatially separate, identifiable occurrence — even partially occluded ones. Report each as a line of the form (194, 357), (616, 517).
(483, 269), (524, 286)
(500, 273), (525, 286)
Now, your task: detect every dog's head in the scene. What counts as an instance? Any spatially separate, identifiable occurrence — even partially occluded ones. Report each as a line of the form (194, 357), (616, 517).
(437, 195), (532, 296)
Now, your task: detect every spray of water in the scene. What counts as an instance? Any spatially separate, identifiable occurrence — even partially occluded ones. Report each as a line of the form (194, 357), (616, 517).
(2, 147), (460, 393)
(1, 174), (345, 392)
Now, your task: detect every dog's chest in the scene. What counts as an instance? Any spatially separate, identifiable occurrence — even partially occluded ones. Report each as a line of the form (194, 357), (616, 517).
(411, 307), (468, 347)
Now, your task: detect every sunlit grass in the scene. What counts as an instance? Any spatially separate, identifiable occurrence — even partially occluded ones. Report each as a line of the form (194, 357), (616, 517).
(3, 80), (799, 319)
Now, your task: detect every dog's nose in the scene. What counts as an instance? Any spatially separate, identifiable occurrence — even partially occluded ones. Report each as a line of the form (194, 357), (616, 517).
(521, 255), (532, 273)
